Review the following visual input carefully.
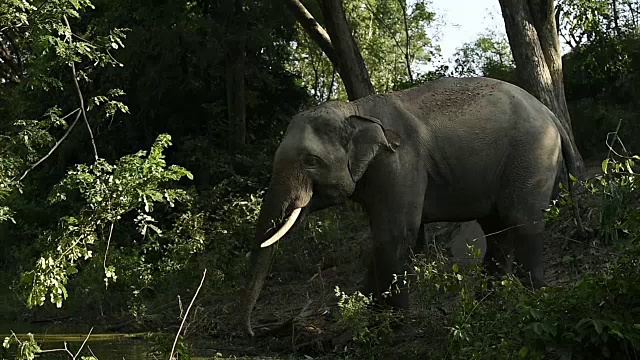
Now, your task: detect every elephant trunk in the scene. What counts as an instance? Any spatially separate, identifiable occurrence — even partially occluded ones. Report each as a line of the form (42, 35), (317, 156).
(241, 173), (312, 336)
(241, 245), (275, 336)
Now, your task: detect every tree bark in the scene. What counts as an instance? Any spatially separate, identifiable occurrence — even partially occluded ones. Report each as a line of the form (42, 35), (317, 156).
(320, 0), (375, 100)
(225, 0), (247, 152)
(285, 0), (375, 101)
(285, 0), (339, 67)
(398, 0), (414, 82)
(498, 0), (584, 176)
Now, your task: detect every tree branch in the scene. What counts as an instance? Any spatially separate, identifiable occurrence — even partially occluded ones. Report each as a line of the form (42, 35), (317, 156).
(73, 327), (93, 358)
(37, 327), (93, 358)
(63, 15), (98, 161)
(103, 222), (114, 273)
(70, 31), (123, 66)
(361, 3), (407, 60)
(398, 0), (414, 82)
(17, 108), (81, 182)
(284, 0), (338, 67)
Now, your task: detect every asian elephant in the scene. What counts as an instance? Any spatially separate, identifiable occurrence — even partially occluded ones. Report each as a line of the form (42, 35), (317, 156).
(241, 76), (581, 336)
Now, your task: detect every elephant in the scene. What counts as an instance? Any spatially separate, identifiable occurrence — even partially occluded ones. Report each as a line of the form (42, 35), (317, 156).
(241, 76), (581, 336)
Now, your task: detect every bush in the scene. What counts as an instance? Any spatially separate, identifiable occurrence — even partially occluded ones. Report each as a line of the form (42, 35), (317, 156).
(331, 146), (640, 360)
(422, 149), (640, 359)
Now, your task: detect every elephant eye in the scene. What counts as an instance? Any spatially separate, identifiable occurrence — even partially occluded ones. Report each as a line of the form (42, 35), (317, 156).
(302, 154), (323, 168)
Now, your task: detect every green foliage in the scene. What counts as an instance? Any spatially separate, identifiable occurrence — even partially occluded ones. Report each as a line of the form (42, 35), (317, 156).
(346, 0), (437, 92)
(0, 0), (306, 336)
(0, 0), (127, 88)
(289, 0), (438, 101)
(2, 333), (41, 360)
(89, 0), (306, 155)
(21, 134), (192, 308)
(335, 286), (393, 355)
(0, 0), (128, 224)
(404, 149), (640, 359)
(546, 132), (640, 243)
(0, 178), (16, 223)
(560, 1), (640, 154)
(558, 0), (639, 48)
(452, 30), (515, 83)
(0, 106), (72, 224)
(439, 250), (640, 360)
(587, 152), (639, 243)
(559, 0), (638, 98)
(408, 241), (640, 359)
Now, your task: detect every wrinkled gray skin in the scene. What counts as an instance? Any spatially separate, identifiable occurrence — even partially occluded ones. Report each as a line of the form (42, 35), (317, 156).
(241, 77), (578, 336)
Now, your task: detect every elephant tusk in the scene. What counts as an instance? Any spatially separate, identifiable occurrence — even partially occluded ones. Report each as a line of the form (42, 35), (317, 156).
(260, 207), (302, 248)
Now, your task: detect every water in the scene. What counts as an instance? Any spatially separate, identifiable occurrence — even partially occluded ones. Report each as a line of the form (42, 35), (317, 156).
(2, 331), (158, 359)
(0, 327), (223, 359)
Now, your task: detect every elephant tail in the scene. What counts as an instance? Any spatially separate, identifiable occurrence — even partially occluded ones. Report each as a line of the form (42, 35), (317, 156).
(557, 120), (587, 238)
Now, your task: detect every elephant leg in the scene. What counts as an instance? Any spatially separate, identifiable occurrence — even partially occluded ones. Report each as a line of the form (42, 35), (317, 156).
(362, 209), (422, 310)
(479, 211), (547, 289)
(477, 216), (514, 279)
(511, 219), (546, 288)
(412, 222), (426, 255)
(478, 214), (546, 288)
(355, 158), (426, 310)
(494, 139), (558, 288)
(364, 238), (410, 309)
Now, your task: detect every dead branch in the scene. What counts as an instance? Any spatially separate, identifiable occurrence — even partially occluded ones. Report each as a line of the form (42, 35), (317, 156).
(470, 223), (526, 243)
(604, 119), (637, 162)
(37, 327), (93, 359)
(103, 222), (114, 273)
(169, 268), (207, 360)
(73, 327), (93, 358)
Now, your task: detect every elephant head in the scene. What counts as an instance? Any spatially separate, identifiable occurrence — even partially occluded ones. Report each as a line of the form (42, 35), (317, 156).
(241, 103), (400, 335)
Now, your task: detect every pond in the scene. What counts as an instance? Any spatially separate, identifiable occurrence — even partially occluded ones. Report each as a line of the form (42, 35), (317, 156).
(1, 323), (222, 359)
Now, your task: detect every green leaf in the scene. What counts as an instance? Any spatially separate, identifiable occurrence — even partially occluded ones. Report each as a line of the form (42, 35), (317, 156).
(532, 322), (543, 337)
(602, 158), (609, 174)
(519, 346), (529, 358)
(593, 319), (603, 334)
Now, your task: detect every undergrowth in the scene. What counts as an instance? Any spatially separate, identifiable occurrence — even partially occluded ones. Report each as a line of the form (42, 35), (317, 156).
(335, 147), (640, 359)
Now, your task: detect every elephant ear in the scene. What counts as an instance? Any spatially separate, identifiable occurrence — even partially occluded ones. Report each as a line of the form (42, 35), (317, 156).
(347, 114), (401, 183)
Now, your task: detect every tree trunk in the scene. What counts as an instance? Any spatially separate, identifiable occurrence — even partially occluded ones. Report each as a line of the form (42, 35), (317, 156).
(612, 0), (620, 36)
(285, 0), (375, 101)
(225, 0), (247, 152)
(498, 0), (585, 176)
(398, 0), (414, 82)
(320, 0), (375, 100)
